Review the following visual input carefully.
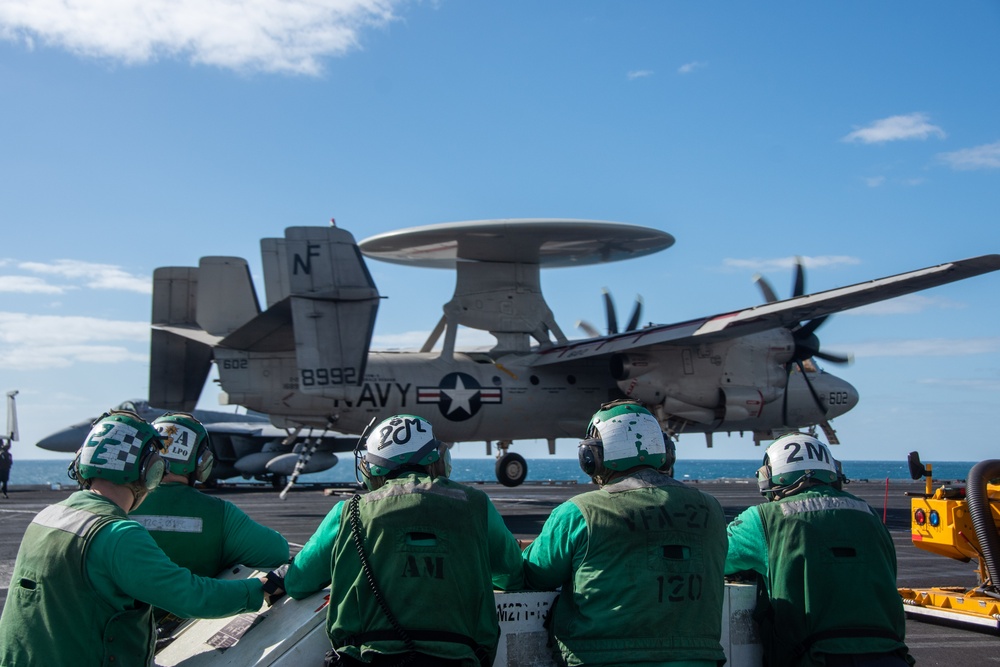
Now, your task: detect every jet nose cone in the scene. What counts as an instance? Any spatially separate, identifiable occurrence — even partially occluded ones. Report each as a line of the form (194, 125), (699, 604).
(36, 423), (91, 453)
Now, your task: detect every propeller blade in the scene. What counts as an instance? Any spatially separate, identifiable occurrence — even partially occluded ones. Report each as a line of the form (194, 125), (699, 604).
(576, 320), (602, 338)
(797, 360), (829, 418)
(754, 274), (779, 304)
(625, 296), (644, 331)
(797, 315), (829, 338)
(602, 289), (619, 335)
(781, 364), (792, 426)
(813, 350), (853, 365)
(792, 257), (805, 298)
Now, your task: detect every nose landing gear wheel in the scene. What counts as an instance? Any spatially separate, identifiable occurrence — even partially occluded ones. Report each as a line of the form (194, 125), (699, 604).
(496, 452), (527, 487)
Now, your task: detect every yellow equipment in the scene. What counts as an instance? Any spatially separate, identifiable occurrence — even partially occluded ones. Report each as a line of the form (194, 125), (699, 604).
(898, 453), (1000, 630)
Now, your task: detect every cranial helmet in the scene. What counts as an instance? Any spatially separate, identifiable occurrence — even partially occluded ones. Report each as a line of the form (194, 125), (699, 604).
(152, 412), (214, 483)
(578, 400), (666, 483)
(757, 432), (840, 500)
(73, 410), (165, 500)
(357, 415), (441, 490)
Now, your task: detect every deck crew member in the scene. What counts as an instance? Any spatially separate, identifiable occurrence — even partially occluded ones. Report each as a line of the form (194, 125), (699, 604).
(0, 410), (273, 667)
(725, 432), (913, 667)
(280, 414), (524, 667)
(521, 400), (728, 667)
(131, 412), (289, 579)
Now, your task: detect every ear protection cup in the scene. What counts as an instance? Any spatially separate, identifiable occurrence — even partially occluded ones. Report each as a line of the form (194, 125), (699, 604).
(140, 449), (166, 491)
(192, 443), (215, 484)
(578, 438), (603, 477)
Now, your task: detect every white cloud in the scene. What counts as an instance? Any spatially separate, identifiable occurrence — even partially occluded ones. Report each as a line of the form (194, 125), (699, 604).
(0, 275), (73, 294)
(864, 175), (886, 188)
(627, 69), (653, 80)
(842, 113), (946, 144)
(372, 328), (497, 350)
(917, 377), (1000, 392)
(0, 0), (404, 75)
(677, 61), (707, 74)
(847, 337), (1000, 358)
(843, 294), (963, 316)
(938, 140), (1000, 170)
(0, 312), (148, 345)
(723, 255), (861, 273)
(18, 260), (151, 294)
(0, 312), (149, 369)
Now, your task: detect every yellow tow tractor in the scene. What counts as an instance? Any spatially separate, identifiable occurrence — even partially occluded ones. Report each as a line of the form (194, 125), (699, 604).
(898, 453), (1000, 630)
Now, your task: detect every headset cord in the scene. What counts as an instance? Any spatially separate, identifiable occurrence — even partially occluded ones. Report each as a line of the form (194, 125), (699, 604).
(349, 494), (417, 665)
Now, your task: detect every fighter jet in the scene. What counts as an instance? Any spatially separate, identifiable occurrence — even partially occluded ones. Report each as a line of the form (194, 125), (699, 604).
(148, 220), (1000, 486)
(35, 399), (356, 486)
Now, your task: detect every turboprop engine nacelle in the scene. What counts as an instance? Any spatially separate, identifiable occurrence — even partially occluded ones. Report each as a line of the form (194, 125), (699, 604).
(610, 353), (658, 380)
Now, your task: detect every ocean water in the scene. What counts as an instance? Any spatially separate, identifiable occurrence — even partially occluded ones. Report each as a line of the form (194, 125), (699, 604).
(10, 458), (980, 488)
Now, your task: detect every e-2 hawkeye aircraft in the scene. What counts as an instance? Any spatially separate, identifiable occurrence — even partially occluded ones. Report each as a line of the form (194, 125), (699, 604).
(149, 219), (1000, 487)
(35, 399), (356, 486)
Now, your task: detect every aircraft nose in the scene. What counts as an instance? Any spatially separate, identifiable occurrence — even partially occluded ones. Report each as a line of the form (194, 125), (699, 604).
(36, 422), (92, 453)
(828, 376), (860, 417)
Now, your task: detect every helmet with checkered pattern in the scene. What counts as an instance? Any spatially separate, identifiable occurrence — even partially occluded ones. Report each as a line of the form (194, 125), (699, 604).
(74, 410), (166, 492)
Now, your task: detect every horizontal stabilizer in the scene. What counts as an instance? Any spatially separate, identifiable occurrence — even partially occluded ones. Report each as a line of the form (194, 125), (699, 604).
(284, 226), (381, 391)
(196, 257), (261, 337)
(150, 267), (213, 411)
(219, 298), (296, 352)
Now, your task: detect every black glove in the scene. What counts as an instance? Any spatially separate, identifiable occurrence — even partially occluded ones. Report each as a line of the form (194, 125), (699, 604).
(261, 569), (286, 606)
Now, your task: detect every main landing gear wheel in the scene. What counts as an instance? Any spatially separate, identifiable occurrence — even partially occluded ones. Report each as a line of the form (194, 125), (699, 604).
(496, 452), (528, 487)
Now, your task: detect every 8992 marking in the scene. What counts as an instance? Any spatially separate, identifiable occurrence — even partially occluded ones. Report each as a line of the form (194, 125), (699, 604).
(300, 367), (358, 387)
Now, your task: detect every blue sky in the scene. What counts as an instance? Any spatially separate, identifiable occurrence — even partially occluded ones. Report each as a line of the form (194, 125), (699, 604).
(1, 1), (998, 466)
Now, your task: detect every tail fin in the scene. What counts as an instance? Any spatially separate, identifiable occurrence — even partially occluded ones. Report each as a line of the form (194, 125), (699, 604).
(283, 226), (380, 392)
(5, 390), (18, 442)
(195, 257), (261, 336)
(150, 267), (215, 411)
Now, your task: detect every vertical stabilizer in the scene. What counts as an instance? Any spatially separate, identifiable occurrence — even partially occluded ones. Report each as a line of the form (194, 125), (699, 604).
(196, 257), (261, 336)
(5, 390), (18, 442)
(150, 267), (215, 411)
(284, 226), (380, 393)
(261, 237), (291, 309)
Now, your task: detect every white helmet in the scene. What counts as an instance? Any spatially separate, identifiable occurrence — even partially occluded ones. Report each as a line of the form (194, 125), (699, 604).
(757, 432), (840, 499)
(357, 415), (441, 490)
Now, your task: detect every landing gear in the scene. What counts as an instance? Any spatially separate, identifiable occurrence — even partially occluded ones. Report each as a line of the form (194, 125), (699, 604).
(495, 443), (527, 487)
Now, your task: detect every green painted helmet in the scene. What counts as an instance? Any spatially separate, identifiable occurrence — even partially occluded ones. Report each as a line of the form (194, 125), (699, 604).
(360, 415), (440, 485)
(76, 410), (165, 491)
(581, 400), (666, 474)
(152, 413), (214, 483)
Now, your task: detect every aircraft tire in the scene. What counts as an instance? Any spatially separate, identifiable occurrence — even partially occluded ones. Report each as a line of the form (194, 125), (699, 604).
(496, 452), (528, 487)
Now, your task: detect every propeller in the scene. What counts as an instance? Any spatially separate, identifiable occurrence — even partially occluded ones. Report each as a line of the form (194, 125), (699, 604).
(577, 289), (644, 337)
(754, 258), (852, 426)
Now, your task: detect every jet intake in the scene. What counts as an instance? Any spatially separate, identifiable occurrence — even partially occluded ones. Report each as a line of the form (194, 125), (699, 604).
(610, 353), (657, 381)
(721, 386), (765, 422)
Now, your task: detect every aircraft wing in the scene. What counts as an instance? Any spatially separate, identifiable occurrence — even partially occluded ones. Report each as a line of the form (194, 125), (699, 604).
(527, 254), (1000, 366)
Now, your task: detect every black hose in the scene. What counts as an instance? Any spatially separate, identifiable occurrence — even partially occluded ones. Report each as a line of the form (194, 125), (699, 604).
(966, 459), (1000, 595)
